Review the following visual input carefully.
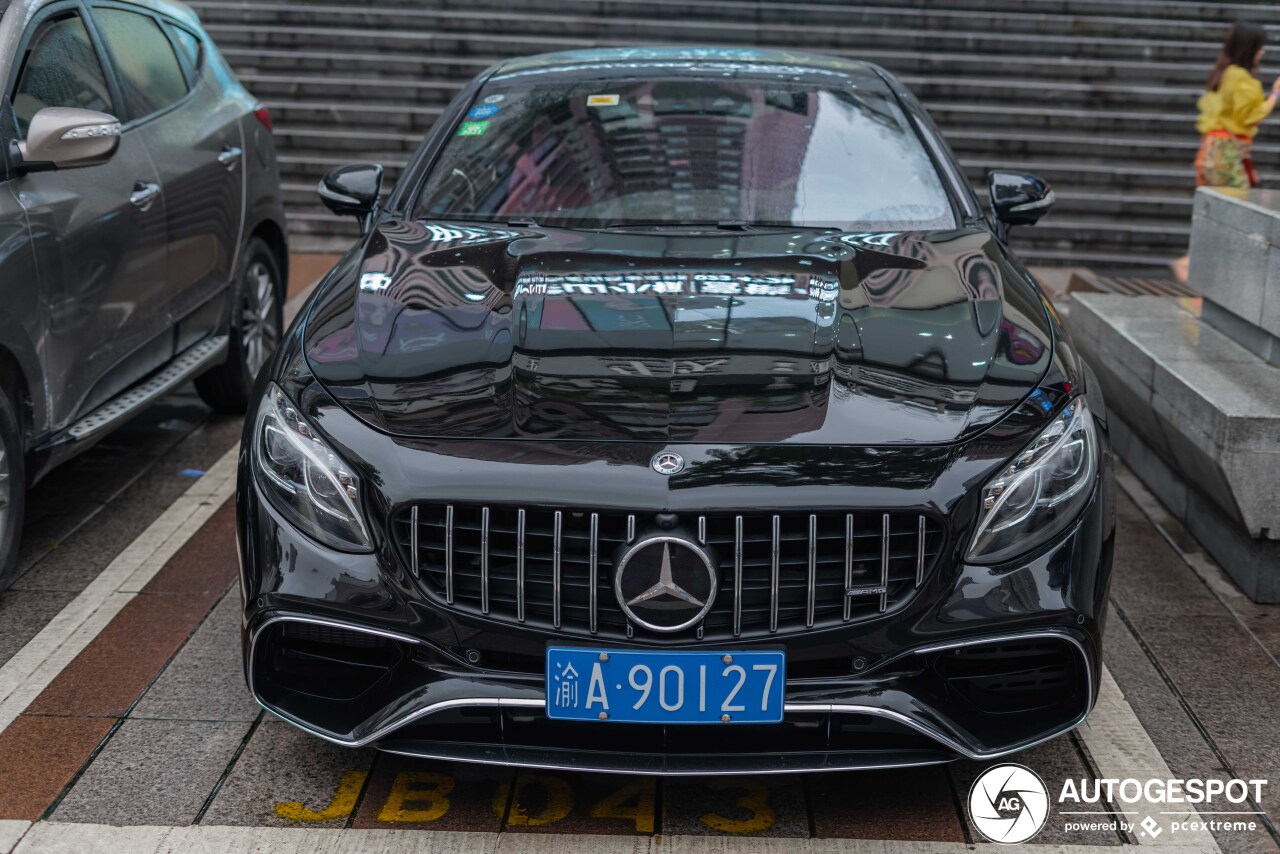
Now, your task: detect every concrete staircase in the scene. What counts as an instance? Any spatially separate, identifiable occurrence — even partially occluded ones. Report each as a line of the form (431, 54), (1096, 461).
(190, 0), (1280, 269)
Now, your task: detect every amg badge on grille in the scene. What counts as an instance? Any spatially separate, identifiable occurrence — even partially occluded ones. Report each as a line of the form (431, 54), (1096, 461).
(614, 536), (716, 632)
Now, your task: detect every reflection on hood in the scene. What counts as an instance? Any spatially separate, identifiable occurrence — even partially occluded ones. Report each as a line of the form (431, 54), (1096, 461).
(303, 221), (1051, 445)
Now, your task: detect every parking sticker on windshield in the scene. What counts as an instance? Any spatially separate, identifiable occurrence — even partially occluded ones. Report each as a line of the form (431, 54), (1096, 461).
(457, 120), (490, 137)
(587, 94), (620, 107)
(468, 104), (500, 119)
(483, 93), (505, 104)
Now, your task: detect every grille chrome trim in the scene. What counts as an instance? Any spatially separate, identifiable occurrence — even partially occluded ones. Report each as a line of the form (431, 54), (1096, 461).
(769, 514), (781, 634)
(397, 504), (943, 640)
(516, 509), (526, 623)
(806, 514), (817, 628)
(480, 507), (491, 615)
(409, 506), (419, 579)
(733, 515), (743, 638)
(552, 510), (563, 630)
(843, 513), (853, 622)
(916, 514), (926, 588)
(589, 513), (599, 635)
(880, 513), (890, 612)
(445, 505), (455, 605)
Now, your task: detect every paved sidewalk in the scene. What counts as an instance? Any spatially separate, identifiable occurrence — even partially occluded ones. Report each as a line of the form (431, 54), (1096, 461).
(0, 256), (1275, 852)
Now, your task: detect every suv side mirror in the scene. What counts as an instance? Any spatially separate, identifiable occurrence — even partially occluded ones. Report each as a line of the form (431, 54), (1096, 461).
(988, 171), (1054, 228)
(319, 163), (383, 230)
(16, 107), (120, 172)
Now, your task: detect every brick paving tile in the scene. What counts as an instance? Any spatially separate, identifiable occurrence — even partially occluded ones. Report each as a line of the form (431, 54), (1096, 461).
(662, 775), (808, 837)
(352, 755), (511, 831)
(0, 715), (114, 821)
(810, 766), (965, 840)
(500, 770), (659, 836)
(200, 719), (376, 827)
(52, 719), (252, 825)
(24, 591), (221, 718)
(142, 500), (239, 596)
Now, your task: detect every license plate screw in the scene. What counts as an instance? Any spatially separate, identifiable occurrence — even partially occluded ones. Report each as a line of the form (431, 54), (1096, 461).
(599, 652), (609, 662)
(720, 714), (731, 723)
(598, 711), (609, 720)
(721, 654), (732, 664)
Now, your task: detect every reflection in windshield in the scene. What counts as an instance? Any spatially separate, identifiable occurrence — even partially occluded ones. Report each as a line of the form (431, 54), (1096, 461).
(416, 75), (954, 232)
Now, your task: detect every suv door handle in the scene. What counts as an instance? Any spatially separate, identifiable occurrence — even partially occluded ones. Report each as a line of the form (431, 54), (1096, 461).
(217, 145), (243, 171)
(130, 182), (161, 211)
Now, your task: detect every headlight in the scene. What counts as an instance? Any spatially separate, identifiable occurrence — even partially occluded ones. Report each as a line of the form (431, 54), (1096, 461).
(967, 398), (1098, 563)
(253, 384), (372, 551)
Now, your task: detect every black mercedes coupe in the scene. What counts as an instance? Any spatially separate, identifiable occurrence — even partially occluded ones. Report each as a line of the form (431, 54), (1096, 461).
(237, 47), (1115, 774)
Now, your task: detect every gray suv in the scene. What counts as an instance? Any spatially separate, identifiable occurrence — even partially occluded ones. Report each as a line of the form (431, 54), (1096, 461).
(0, 0), (287, 585)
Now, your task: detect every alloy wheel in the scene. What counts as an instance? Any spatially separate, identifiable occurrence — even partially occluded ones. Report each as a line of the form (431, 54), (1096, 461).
(241, 261), (279, 378)
(0, 440), (9, 554)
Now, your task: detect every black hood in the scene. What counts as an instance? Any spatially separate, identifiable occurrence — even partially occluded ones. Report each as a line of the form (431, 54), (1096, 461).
(302, 220), (1054, 445)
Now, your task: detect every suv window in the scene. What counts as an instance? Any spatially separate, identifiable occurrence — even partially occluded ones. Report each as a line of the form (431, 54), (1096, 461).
(12, 12), (114, 137)
(93, 7), (187, 118)
(165, 23), (202, 77)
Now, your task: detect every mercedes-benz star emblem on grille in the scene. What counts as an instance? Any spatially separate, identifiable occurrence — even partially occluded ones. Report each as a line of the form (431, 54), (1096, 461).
(651, 452), (684, 475)
(614, 536), (716, 633)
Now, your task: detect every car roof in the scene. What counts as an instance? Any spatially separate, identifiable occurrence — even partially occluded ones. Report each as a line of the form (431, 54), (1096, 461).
(5, 0), (199, 28)
(490, 46), (887, 85)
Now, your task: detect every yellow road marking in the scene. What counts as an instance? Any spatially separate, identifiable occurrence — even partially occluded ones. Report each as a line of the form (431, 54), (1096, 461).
(376, 771), (455, 823)
(274, 770), (368, 822)
(495, 773), (574, 826)
(591, 778), (656, 833)
(700, 779), (776, 834)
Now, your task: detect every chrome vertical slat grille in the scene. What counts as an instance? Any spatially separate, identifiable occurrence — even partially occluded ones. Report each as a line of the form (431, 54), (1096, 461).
(879, 513), (890, 612)
(733, 515), (743, 638)
(552, 510), (563, 630)
(409, 505), (419, 579)
(806, 514), (817, 628)
(480, 507), (490, 615)
(516, 509), (526, 623)
(589, 513), (599, 635)
(769, 514), (781, 634)
(842, 513), (853, 622)
(396, 505), (944, 641)
(916, 515), (926, 588)
(444, 505), (454, 605)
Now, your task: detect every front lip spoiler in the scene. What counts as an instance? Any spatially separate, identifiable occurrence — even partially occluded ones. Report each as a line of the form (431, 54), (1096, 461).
(248, 614), (1094, 768)
(378, 740), (956, 776)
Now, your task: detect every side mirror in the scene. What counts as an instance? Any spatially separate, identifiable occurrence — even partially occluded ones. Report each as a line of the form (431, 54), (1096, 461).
(17, 107), (120, 172)
(319, 163), (383, 230)
(988, 171), (1054, 228)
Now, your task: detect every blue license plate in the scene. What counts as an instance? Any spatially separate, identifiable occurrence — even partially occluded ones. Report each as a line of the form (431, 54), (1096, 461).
(545, 647), (785, 724)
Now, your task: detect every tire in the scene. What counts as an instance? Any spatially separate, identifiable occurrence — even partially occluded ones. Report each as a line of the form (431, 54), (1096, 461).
(0, 389), (26, 593)
(196, 238), (284, 413)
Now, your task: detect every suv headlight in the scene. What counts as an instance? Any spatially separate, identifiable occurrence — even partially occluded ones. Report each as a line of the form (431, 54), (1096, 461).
(252, 384), (372, 551)
(967, 398), (1098, 563)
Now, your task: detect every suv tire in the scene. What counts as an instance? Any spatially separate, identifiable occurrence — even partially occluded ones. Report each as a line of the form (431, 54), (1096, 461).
(196, 238), (284, 413)
(0, 388), (26, 592)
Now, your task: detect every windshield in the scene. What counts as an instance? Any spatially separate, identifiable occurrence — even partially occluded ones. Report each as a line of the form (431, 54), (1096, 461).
(415, 73), (956, 231)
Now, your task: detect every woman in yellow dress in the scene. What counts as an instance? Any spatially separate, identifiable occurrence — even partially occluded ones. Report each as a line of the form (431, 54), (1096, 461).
(1196, 21), (1280, 189)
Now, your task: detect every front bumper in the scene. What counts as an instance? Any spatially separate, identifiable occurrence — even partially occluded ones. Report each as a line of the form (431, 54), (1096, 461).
(237, 432), (1114, 773)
